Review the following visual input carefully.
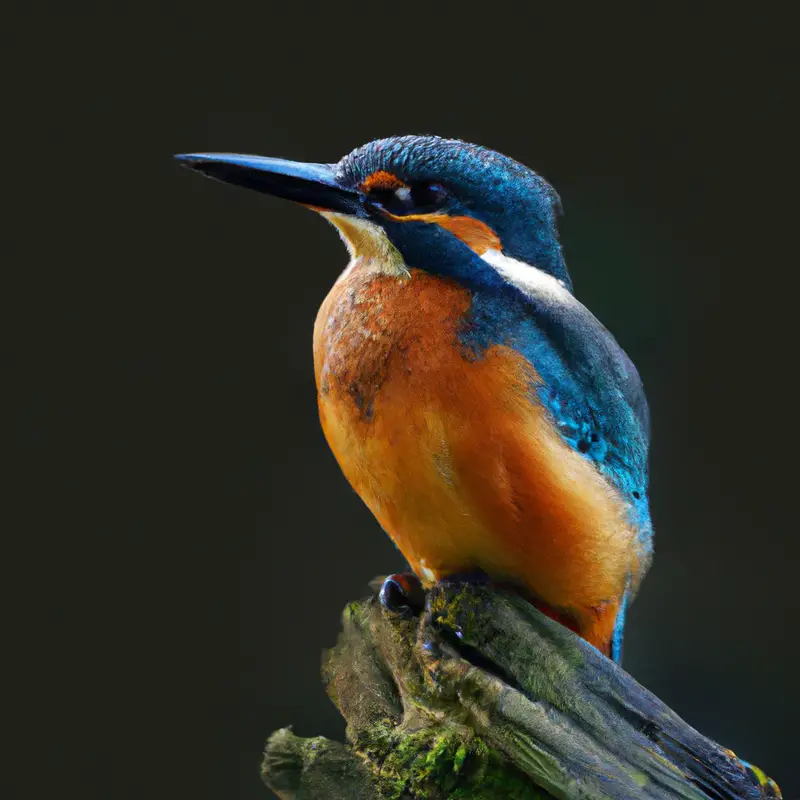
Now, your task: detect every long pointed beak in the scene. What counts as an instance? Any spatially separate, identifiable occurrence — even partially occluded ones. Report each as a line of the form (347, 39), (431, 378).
(174, 153), (361, 215)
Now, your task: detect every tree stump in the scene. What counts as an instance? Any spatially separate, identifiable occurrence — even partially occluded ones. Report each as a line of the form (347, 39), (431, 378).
(262, 580), (782, 799)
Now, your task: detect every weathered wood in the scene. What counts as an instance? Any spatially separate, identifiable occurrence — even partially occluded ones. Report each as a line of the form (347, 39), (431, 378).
(262, 580), (782, 800)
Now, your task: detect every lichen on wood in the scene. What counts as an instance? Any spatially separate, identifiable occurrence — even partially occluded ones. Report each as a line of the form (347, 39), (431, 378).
(261, 580), (782, 800)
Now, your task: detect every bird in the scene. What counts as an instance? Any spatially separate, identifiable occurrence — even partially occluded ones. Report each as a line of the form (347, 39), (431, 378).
(176, 136), (653, 662)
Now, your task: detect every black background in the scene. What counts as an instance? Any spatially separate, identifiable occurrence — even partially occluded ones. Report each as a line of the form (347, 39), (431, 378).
(5, 3), (800, 798)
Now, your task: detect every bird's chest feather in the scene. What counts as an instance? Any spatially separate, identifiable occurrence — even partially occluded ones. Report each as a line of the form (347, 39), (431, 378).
(313, 264), (536, 570)
(313, 266), (543, 479)
(313, 263), (638, 628)
(314, 267), (485, 418)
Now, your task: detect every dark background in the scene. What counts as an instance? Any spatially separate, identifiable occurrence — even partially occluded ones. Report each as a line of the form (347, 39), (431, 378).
(5, 3), (799, 798)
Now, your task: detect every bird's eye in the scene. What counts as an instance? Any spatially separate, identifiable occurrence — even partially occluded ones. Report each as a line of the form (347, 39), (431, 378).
(410, 182), (448, 210)
(367, 181), (449, 216)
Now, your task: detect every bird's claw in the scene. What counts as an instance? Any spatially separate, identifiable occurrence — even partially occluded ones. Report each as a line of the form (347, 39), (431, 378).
(379, 572), (426, 617)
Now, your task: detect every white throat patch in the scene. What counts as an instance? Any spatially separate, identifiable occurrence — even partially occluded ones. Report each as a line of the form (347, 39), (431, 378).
(321, 212), (410, 279)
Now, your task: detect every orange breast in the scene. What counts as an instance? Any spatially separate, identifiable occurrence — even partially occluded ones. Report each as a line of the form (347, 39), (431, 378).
(313, 264), (640, 654)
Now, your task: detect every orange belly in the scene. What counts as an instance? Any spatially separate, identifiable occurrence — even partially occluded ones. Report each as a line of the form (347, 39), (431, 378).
(313, 264), (640, 653)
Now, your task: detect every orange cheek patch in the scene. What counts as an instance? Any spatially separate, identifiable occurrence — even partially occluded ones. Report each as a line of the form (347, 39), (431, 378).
(360, 170), (407, 192)
(382, 210), (502, 256)
(432, 215), (502, 255)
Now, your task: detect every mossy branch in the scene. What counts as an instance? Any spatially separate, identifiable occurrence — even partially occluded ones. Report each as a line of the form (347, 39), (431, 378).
(261, 580), (781, 800)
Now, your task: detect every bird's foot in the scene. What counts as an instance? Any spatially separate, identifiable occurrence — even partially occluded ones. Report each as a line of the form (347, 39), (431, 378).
(378, 572), (426, 617)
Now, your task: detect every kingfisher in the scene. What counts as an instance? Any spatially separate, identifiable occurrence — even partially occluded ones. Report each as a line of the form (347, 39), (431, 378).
(176, 136), (653, 662)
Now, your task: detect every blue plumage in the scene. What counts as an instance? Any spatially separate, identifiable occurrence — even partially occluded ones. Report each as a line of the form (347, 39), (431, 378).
(337, 135), (571, 287)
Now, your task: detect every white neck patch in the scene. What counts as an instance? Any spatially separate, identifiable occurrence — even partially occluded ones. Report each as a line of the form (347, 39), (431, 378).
(480, 249), (571, 304)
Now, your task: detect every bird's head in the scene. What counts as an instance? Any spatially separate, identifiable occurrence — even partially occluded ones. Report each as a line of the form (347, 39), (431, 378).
(177, 135), (571, 291)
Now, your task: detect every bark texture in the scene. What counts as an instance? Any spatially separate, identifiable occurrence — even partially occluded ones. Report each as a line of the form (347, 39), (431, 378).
(262, 580), (782, 800)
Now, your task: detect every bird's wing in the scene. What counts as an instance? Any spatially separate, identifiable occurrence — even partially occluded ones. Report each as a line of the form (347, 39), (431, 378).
(462, 258), (651, 515)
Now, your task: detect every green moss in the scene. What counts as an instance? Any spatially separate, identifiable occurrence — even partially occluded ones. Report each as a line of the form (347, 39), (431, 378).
(427, 583), (483, 639)
(453, 743), (468, 774)
(343, 599), (369, 625)
(354, 720), (550, 799)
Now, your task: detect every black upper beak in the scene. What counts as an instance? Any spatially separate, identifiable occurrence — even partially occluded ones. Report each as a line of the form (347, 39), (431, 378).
(174, 152), (361, 215)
